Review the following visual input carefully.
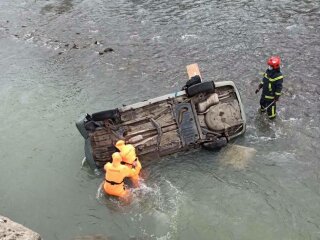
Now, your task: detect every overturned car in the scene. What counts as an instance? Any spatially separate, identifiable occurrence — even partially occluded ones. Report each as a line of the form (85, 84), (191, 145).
(76, 64), (246, 172)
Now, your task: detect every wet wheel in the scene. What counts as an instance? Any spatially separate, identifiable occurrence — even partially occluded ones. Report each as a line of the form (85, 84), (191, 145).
(186, 81), (215, 97)
(202, 137), (228, 151)
(186, 75), (202, 87)
(91, 109), (119, 121)
(76, 118), (89, 139)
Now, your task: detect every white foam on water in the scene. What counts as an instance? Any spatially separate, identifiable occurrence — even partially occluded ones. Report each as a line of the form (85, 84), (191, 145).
(95, 182), (126, 210)
(94, 178), (183, 239)
(249, 134), (274, 141)
(95, 177), (184, 218)
(247, 108), (304, 144)
(265, 151), (296, 165)
(96, 182), (104, 200)
(129, 34), (140, 40)
(128, 178), (183, 240)
(281, 117), (299, 122)
(81, 157), (86, 167)
(181, 34), (198, 40)
(151, 35), (162, 41)
(286, 24), (298, 30)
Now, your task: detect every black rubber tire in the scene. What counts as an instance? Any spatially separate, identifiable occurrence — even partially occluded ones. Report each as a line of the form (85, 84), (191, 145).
(181, 75), (202, 90)
(186, 81), (215, 97)
(75, 118), (89, 139)
(202, 138), (228, 151)
(186, 75), (202, 88)
(92, 109), (119, 121)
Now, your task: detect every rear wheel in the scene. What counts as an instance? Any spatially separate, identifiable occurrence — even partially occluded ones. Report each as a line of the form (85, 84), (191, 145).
(186, 75), (201, 88)
(187, 81), (215, 97)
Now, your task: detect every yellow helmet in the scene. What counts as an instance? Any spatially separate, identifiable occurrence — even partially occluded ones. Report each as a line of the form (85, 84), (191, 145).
(120, 144), (136, 164)
(115, 140), (125, 151)
(112, 152), (122, 164)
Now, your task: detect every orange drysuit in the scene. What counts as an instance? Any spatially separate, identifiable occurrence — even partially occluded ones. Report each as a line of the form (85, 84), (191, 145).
(103, 152), (136, 200)
(115, 140), (142, 187)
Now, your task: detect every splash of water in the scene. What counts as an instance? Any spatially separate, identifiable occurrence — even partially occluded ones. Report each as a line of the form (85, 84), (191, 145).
(95, 178), (183, 239)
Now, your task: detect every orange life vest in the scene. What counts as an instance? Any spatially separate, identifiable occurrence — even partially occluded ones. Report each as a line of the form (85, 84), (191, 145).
(103, 152), (136, 198)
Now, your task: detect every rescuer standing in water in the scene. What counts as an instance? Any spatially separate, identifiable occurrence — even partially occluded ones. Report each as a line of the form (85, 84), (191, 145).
(255, 56), (284, 119)
(103, 152), (137, 201)
(115, 140), (142, 187)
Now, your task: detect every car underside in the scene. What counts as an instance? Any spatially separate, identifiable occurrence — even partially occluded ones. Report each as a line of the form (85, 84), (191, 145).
(76, 65), (246, 172)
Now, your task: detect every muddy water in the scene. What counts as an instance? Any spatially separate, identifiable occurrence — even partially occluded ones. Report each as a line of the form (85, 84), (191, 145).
(0, 0), (319, 239)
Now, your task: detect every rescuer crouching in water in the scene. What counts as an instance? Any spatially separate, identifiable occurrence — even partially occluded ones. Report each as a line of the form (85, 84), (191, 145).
(115, 140), (142, 187)
(103, 152), (137, 201)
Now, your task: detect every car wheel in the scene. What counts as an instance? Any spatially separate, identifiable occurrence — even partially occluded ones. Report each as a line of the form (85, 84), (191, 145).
(202, 137), (227, 150)
(187, 81), (215, 97)
(91, 109), (119, 121)
(75, 118), (89, 139)
(186, 75), (202, 87)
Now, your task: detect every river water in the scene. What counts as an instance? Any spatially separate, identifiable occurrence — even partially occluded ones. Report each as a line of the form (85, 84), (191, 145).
(0, 0), (319, 239)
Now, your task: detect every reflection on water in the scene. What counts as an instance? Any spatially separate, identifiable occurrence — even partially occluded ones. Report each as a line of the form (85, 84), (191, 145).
(0, 0), (319, 239)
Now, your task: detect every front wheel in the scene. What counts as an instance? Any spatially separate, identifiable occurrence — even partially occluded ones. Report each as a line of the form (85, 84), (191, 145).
(91, 109), (119, 121)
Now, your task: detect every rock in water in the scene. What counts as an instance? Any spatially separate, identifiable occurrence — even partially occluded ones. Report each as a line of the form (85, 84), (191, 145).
(0, 215), (42, 240)
(103, 48), (114, 53)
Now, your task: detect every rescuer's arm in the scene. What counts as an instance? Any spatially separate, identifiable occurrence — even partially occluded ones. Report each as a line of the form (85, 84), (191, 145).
(255, 83), (263, 94)
(274, 78), (283, 101)
(104, 163), (109, 172)
(133, 159), (142, 173)
(137, 160), (142, 172)
(255, 74), (265, 94)
(128, 168), (137, 178)
(123, 165), (136, 178)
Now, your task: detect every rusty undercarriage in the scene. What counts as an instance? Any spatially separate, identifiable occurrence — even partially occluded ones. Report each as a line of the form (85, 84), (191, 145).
(76, 64), (246, 172)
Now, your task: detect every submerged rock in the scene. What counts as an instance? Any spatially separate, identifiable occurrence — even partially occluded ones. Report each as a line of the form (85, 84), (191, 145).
(103, 48), (113, 53)
(0, 215), (42, 240)
(72, 43), (79, 49)
(98, 48), (114, 55)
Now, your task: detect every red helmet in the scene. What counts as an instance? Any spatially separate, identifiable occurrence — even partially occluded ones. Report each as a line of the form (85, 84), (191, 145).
(267, 56), (281, 69)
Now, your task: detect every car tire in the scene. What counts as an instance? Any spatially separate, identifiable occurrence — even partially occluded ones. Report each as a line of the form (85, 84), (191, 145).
(92, 109), (119, 121)
(202, 137), (227, 151)
(186, 75), (202, 87)
(187, 81), (215, 97)
(75, 118), (89, 139)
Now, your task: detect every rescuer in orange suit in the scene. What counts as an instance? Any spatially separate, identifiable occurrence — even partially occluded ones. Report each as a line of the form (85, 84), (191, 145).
(115, 140), (142, 187)
(103, 152), (137, 201)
